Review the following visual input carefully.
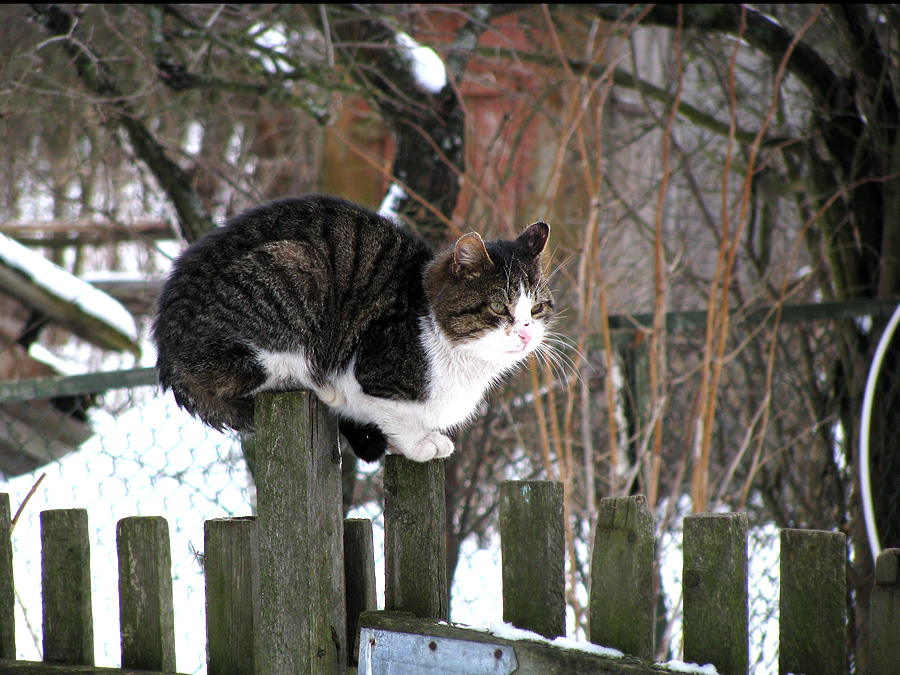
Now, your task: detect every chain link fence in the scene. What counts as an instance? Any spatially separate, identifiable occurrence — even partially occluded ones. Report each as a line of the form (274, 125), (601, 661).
(1, 300), (898, 674)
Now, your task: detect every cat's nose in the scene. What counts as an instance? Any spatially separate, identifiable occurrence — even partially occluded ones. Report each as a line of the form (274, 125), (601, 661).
(516, 323), (532, 344)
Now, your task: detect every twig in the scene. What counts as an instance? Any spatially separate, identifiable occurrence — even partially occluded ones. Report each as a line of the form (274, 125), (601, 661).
(11, 472), (46, 532)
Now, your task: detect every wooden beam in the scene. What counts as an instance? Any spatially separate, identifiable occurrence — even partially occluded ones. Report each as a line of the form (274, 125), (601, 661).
(0, 367), (158, 404)
(0, 220), (175, 247)
(0, 264), (140, 356)
(358, 611), (668, 675)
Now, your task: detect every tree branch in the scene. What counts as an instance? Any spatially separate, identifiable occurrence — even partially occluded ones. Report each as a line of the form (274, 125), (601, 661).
(323, 6), (467, 246)
(30, 3), (215, 243)
(582, 3), (885, 296)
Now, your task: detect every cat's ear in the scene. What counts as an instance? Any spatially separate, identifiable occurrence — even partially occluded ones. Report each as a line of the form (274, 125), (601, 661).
(453, 232), (493, 277)
(518, 222), (550, 258)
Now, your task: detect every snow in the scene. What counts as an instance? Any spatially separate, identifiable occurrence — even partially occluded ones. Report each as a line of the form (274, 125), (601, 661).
(0, 232), (138, 343)
(249, 23), (293, 74)
(395, 32), (447, 94)
(27, 343), (85, 375)
(378, 183), (408, 221)
(662, 660), (719, 674)
(488, 620), (625, 659)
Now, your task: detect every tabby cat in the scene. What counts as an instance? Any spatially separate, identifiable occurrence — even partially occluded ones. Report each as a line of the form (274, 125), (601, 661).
(152, 194), (553, 462)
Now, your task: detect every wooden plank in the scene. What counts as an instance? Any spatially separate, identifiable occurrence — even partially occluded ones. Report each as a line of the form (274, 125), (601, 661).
(40, 509), (93, 666)
(0, 660), (181, 674)
(383, 455), (448, 621)
(205, 516), (259, 675)
(779, 528), (847, 675)
(0, 367), (158, 404)
(0, 494), (14, 659)
(358, 610), (669, 674)
(590, 496), (655, 660)
(344, 518), (376, 667)
(499, 480), (565, 638)
(254, 391), (347, 675)
(682, 513), (748, 675)
(0, 264), (139, 356)
(116, 516), (176, 671)
(605, 298), (898, 333)
(869, 548), (900, 675)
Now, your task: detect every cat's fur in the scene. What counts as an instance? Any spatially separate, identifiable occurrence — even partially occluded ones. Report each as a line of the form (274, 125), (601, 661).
(152, 194), (553, 462)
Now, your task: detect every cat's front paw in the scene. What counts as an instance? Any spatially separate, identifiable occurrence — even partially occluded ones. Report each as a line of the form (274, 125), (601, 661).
(399, 432), (454, 462)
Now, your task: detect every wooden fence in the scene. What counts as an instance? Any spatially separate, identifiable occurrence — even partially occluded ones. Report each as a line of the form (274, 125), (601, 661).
(0, 391), (898, 674)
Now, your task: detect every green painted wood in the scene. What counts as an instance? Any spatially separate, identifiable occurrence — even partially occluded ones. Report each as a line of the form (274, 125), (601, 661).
(344, 518), (376, 667)
(40, 509), (93, 666)
(869, 548), (900, 675)
(116, 516), (176, 671)
(683, 513), (748, 675)
(205, 516), (259, 675)
(0, 494), (14, 659)
(779, 528), (847, 675)
(383, 455), (448, 621)
(499, 480), (565, 639)
(0, 367), (157, 404)
(254, 391), (347, 675)
(589, 495), (655, 660)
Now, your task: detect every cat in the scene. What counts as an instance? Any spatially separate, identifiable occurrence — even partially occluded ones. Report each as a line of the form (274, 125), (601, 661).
(152, 193), (554, 462)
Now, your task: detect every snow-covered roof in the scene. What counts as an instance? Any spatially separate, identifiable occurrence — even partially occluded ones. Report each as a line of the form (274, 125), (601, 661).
(0, 232), (140, 353)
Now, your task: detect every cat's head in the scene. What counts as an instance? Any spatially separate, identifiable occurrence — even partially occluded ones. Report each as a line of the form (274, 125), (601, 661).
(424, 222), (554, 366)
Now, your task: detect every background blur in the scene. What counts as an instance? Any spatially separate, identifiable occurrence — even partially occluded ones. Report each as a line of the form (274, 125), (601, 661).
(1, 5), (899, 673)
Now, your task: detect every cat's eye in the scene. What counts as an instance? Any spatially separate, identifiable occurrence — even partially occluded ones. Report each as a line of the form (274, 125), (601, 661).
(489, 301), (506, 315)
(531, 302), (545, 316)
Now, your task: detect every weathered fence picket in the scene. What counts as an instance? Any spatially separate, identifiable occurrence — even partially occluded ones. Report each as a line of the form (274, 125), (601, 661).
(1, 390), (898, 675)
(499, 480), (565, 639)
(683, 512), (748, 675)
(869, 548), (900, 675)
(383, 454), (448, 621)
(343, 518), (376, 668)
(254, 391), (346, 675)
(779, 528), (847, 675)
(40, 509), (93, 666)
(116, 516), (176, 671)
(1, 493), (14, 660)
(204, 516), (258, 675)
(589, 495), (655, 661)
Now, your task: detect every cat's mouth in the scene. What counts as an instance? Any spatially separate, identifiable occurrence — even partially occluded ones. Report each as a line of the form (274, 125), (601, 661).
(505, 341), (533, 355)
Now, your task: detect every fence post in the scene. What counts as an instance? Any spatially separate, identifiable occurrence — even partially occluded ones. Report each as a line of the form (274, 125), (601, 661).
(589, 495), (654, 660)
(117, 516), (176, 671)
(779, 528), (847, 675)
(344, 518), (376, 667)
(383, 455), (448, 621)
(205, 516), (259, 675)
(40, 508), (93, 665)
(869, 547), (900, 675)
(499, 480), (565, 638)
(0, 494), (13, 660)
(254, 391), (347, 675)
(683, 513), (748, 675)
